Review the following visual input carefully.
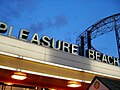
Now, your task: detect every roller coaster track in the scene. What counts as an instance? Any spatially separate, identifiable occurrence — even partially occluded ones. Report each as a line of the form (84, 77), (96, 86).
(76, 13), (120, 58)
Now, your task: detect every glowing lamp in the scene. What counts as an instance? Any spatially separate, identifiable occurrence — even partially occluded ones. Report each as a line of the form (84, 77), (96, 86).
(67, 81), (81, 88)
(49, 88), (56, 90)
(11, 72), (27, 80)
(5, 82), (13, 85)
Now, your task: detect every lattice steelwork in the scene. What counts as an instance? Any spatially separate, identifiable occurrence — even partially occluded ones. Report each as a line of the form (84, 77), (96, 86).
(76, 13), (120, 58)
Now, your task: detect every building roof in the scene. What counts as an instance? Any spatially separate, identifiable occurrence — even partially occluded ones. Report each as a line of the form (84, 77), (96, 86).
(88, 76), (120, 90)
(97, 76), (120, 90)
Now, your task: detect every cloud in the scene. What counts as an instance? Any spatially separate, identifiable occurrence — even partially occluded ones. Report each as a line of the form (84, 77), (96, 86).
(46, 18), (54, 28)
(44, 15), (68, 29)
(0, 1), (22, 21)
(0, 0), (39, 22)
(29, 15), (68, 33)
(30, 22), (44, 33)
(54, 15), (68, 28)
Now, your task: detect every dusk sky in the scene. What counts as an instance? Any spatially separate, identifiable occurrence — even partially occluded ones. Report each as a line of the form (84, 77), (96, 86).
(0, 0), (120, 57)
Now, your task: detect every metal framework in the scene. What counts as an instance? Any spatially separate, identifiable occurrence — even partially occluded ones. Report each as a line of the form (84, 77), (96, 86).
(76, 13), (120, 58)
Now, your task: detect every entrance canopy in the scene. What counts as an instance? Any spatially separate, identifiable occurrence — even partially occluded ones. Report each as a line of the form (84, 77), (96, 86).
(0, 35), (120, 89)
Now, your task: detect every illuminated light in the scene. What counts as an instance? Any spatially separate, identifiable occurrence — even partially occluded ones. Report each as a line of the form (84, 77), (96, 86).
(84, 80), (91, 83)
(67, 81), (81, 88)
(0, 65), (16, 71)
(49, 88), (56, 90)
(5, 82), (13, 85)
(35, 87), (38, 89)
(11, 72), (27, 80)
(0, 51), (18, 58)
(26, 88), (30, 90)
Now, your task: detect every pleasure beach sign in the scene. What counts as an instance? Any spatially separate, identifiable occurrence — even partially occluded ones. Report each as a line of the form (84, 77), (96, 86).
(0, 21), (119, 66)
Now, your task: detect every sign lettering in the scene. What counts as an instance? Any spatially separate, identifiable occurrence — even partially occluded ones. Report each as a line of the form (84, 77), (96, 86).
(0, 21), (119, 66)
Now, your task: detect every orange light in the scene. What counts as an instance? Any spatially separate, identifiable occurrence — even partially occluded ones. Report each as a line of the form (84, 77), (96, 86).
(5, 82), (13, 85)
(11, 72), (27, 80)
(67, 81), (81, 88)
(49, 88), (56, 90)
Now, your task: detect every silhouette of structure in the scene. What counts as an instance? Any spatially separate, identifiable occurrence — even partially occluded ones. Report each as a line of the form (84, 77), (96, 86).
(76, 13), (120, 59)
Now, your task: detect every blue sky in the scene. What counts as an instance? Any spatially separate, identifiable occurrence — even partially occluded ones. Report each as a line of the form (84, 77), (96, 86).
(0, 0), (120, 57)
